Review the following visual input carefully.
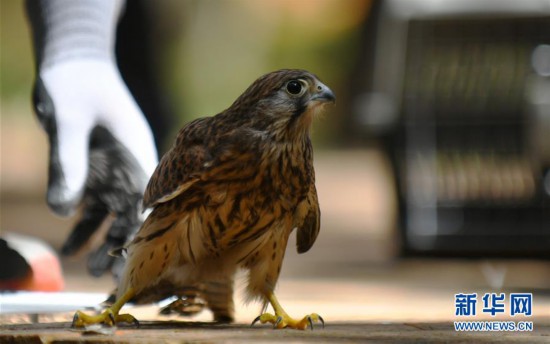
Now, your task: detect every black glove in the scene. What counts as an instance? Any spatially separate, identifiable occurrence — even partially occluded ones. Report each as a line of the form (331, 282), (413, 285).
(26, 0), (158, 277)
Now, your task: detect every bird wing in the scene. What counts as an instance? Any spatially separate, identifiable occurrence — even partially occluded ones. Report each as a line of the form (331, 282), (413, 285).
(295, 183), (321, 254)
(142, 118), (211, 209)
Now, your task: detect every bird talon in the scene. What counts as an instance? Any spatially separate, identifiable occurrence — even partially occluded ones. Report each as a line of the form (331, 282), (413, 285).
(250, 311), (324, 330)
(251, 315), (262, 327)
(108, 312), (116, 326)
(274, 316), (283, 329)
(318, 315), (325, 329)
(71, 312), (79, 328)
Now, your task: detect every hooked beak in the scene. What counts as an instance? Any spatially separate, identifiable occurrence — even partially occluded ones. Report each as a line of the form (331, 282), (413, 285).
(310, 83), (336, 104)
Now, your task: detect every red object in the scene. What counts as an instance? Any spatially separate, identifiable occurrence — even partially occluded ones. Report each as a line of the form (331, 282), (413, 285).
(0, 233), (64, 291)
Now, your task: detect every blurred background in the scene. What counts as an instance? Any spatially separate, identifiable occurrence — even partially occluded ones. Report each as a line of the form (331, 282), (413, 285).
(1, 0), (550, 323)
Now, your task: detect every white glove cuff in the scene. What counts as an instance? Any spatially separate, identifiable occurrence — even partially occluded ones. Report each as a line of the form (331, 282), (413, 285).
(27, 0), (125, 69)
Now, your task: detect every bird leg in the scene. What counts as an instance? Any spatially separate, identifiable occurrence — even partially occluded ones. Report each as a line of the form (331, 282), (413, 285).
(251, 291), (324, 330)
(72, 287), (139, 328)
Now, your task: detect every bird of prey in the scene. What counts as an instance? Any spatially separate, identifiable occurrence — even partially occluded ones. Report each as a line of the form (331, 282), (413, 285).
(72, 69), (335, 330)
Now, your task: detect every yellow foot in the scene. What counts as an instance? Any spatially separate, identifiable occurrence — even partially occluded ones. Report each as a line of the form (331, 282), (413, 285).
(251, 312), (324, 330)
(72, 287), (137, 328)
(71, 309), (139, 328)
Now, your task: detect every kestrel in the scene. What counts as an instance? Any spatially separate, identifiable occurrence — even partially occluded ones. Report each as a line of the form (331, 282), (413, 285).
(72, 69), (335, 330)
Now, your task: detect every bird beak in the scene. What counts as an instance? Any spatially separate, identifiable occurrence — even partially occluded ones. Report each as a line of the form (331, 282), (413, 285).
(310, 83), (336, 104)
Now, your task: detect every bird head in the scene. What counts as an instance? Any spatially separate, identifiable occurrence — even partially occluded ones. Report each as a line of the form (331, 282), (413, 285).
(227, 69), (335, 140)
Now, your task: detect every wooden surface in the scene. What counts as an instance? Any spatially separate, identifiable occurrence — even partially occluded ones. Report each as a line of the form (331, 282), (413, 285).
(2, 320), (550, 343)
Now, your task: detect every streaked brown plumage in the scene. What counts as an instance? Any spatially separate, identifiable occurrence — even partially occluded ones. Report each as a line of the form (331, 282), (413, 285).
(73, 69), (335, 329)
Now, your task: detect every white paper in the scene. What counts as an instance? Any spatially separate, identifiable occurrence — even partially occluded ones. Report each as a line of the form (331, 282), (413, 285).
(0, 292), (108, 314)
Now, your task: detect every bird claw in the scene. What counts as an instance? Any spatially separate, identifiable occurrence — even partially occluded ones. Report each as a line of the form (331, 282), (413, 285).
(108, 312), (116, 325)
(307, 316), (314, 330)
(306, 314), (324, 330)
(251, 315), (262, 327)
(71, 309), (139, 329)
(318, 315), (325, 329)
(71, 312), (80, 329)
(274, 316), (283, 329)
(250, 312), (324, 330)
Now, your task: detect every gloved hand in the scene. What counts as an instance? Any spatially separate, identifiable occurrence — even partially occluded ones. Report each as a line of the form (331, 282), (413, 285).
(33, 61), (158, 277)
(26, 0), (158, 277)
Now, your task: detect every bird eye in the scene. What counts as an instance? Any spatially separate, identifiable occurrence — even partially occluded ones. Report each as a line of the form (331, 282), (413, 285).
(286, 80), (303, 95)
